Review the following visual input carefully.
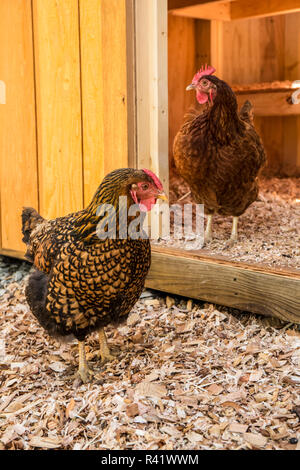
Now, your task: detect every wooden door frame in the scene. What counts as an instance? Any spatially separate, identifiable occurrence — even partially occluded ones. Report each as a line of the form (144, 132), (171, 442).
(130, 0), (169, 194)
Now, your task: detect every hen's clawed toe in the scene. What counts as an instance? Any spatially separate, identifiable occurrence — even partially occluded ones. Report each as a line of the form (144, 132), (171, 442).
(77, 365), (94, 384)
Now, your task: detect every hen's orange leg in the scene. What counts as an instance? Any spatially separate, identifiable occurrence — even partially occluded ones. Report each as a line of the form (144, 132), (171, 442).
(77, 341), (93, 383)
(205, 215), (213, 242)
(225, 216), (239, 247)
(230, 216), (239, 241)
(98, 328), (116, 364)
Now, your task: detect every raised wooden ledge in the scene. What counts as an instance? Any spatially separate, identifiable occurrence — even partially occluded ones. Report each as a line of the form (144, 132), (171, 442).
(2, 244), (300, 324)
(146, 246), (300, 324)
(170, 0), (300, 21)
(0, 248), (26, 261)
(236, 90), (300, 117)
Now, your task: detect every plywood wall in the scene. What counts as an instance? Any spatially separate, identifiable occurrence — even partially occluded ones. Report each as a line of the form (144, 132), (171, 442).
(222, 13), (300, 176)
(79, 0), (129, 206)
(0, 0), (131, 256)
(0, 0), (38, 253)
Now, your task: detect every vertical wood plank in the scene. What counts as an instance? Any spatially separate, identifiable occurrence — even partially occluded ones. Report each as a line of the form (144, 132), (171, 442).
(79, 0), (104, 206)
(32, 0), (83, 219)
(195, 19), (211, 68)
(0, 0), (38, 252)
(210, 20), (224, 78)
(221, 18), (261, 84)
(135, 0), (169, 192)
(101, 0), (129, 178)
(79, 0), (130, 206)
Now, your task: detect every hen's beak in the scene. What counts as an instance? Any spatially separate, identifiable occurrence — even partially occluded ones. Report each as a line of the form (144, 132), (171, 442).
(186, 84), (196, 91)
(157, 192), (168, 202)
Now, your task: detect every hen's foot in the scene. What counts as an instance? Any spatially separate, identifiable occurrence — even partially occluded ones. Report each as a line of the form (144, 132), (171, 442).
(98, 328), (117, 365)
(77, 340), (93, 383)
(77, 365), (94, 384)
(99, 350), (117, 365)
(204, 215), (213, 244)
(224, 237), (238, 249)
(204, 234), (213, 244)
(224, 216), (239, 248)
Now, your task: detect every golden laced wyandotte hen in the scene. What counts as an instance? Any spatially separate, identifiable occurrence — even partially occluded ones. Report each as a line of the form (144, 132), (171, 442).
(22, 168), (167, 383)
(173, 65), (266, 245)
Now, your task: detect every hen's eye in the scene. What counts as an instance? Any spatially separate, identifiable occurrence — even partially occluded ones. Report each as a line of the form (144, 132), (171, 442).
(141, 184), (149, 190)
(201, 79), (209, 87)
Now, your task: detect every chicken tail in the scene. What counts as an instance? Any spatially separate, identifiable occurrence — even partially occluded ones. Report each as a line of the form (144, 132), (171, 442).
(21, 208), (45, 262)
(239, 100), (254, 125)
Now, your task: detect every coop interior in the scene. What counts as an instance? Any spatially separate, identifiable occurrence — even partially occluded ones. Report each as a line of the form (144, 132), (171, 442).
(165, 4), (300, 271)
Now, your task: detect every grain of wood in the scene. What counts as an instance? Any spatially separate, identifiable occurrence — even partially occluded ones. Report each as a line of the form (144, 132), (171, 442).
(236, 91), (300, 117)
(0, 0), (38, 252)
(100, 0), (129, 177)
(32, 0), (83, 219)
(79, 0), (105, 206)
(168, 0), (222, 10)
(135, 0), (169, 192)
(146, 246), (300, 323)
(231, 0), (300, 20)
(171, 1), (231, 21)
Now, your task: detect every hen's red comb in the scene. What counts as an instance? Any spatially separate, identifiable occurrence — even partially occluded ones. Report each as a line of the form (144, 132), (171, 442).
(142, 169), (164, 191)
(192, 64), (216, 84)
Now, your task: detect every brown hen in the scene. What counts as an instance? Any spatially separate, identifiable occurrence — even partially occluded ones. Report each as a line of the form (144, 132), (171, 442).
(173, 65), (266, 244)
(22, 168), (166, 382)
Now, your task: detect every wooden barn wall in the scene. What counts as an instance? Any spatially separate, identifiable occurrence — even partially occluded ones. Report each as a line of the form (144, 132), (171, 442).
(168, 12), (300, 176)
(0, 0), (38, 253)
(168, 14), (211, 170)
(0, 0), (130, 256)
(221, 13), (300, 177)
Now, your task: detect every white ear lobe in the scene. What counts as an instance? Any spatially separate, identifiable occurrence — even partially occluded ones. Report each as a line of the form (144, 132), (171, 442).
(131, 183), (138, 190)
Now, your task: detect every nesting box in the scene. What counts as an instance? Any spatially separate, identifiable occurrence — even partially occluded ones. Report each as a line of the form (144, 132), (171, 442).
(0, 0), (299, 322)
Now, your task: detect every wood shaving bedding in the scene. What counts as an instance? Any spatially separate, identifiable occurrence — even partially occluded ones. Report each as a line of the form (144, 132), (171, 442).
(0, 258), (299, 450)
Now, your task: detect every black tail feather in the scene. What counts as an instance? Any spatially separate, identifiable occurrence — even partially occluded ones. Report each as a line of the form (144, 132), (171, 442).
(21, 207), (44, 244)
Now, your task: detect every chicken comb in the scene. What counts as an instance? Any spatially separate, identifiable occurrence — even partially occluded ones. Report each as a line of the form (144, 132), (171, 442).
(142, 169), (164, 191)
(192, 64), (216, 84)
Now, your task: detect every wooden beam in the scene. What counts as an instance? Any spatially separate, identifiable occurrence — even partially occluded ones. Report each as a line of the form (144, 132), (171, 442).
(171, 0), (300, 21)
(168, 0), (222, 10)
(236, 90), (300, 117)
(146, 246), (300, 324)
(171, 1), (231, 20)
(231, 0), (300, 21)
(0, 248), (26, 261)
(135, 0), (169, 191)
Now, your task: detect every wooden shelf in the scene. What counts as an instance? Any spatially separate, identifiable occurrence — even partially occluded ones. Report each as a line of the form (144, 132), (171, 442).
(236, 88), (300, 117)
(146, 246), (300, 324)
(170, 0), (300, 21)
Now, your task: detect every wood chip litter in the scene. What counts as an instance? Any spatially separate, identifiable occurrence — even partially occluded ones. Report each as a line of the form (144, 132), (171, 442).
(0, 252), (299, 450)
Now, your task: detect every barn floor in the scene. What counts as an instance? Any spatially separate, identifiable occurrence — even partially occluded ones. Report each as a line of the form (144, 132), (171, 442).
(158, 175), (300, 270)
(0, 256), (299, 450)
